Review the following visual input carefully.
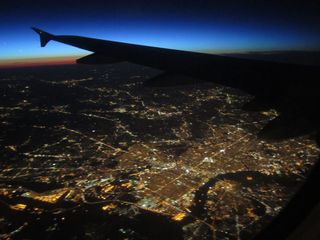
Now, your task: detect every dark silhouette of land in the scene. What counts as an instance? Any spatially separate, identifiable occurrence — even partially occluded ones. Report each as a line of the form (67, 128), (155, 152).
(222, 51), (320, 66)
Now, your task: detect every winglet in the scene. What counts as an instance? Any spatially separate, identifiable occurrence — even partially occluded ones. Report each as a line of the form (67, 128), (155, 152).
(31, 27), (54, 47)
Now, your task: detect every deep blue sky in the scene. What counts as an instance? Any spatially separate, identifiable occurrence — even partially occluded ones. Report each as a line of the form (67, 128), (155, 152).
(1, 0), (320, 61)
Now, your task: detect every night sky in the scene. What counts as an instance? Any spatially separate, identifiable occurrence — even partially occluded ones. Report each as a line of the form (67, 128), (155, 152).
(1, 0), (320, 67)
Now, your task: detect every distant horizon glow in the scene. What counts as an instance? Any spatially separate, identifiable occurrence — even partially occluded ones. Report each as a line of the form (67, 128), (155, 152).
(0, 55), (81, 69)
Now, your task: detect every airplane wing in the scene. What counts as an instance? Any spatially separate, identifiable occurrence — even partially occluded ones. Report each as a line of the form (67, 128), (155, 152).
(32, 27), (320, 140)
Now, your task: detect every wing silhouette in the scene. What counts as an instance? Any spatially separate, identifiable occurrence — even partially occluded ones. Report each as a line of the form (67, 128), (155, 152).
(32, 27), (320, 140)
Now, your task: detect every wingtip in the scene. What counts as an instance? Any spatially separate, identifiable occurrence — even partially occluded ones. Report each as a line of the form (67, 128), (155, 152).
(31, 27), (54, 47)
(31, 27), (43, 34)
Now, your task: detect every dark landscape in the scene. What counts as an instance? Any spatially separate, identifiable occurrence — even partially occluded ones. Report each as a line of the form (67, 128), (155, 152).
(0, 63), (319, 239)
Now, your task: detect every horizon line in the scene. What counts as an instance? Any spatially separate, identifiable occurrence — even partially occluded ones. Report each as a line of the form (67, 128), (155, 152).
(1, 49), (320, 69)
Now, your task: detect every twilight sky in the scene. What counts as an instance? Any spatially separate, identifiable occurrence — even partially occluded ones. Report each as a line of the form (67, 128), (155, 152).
(1, 0), (320, 66)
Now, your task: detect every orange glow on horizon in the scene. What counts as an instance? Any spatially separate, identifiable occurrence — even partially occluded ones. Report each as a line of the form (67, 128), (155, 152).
(0, 56), (83, 69)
